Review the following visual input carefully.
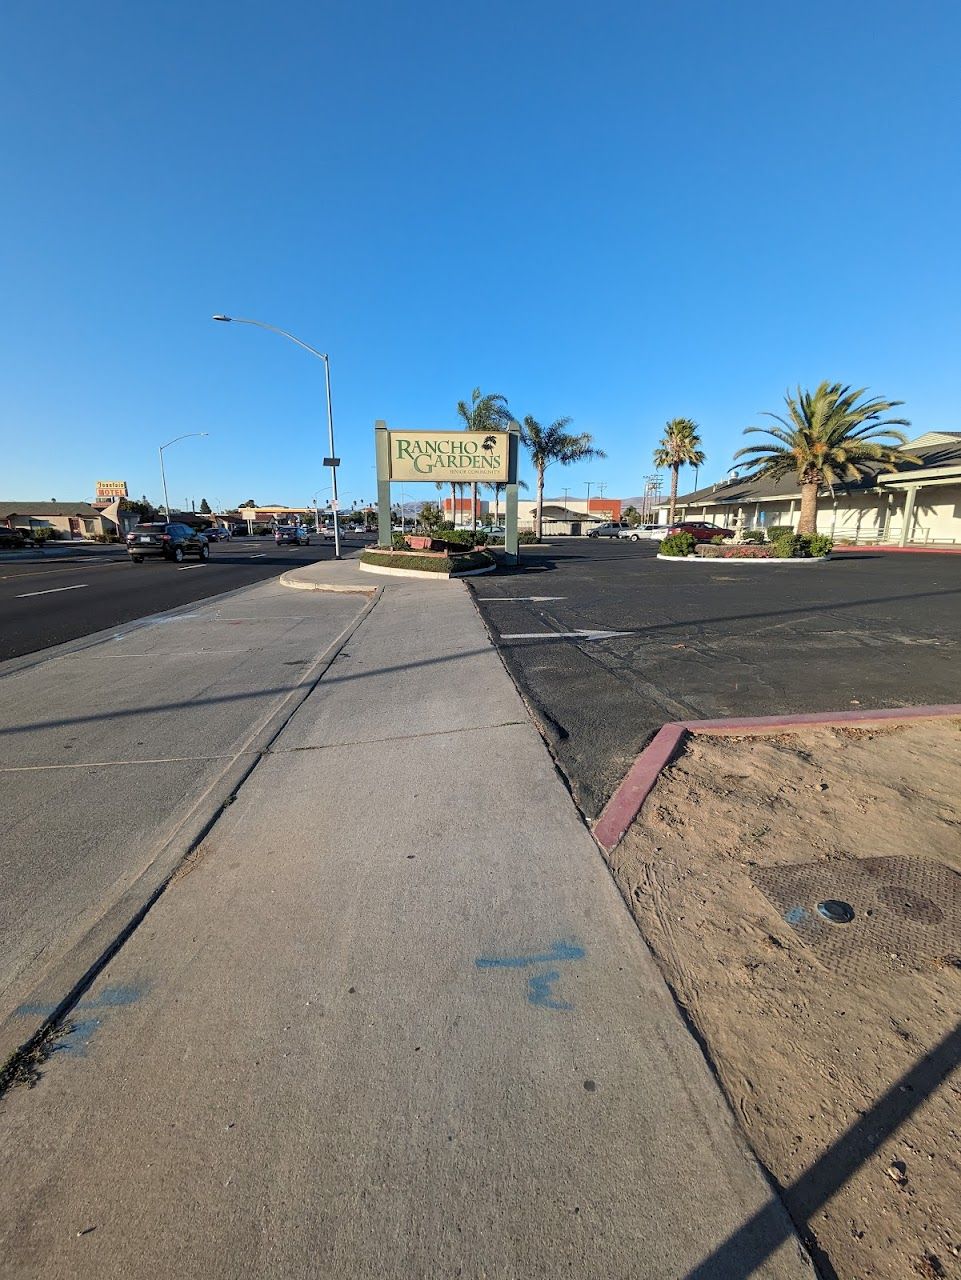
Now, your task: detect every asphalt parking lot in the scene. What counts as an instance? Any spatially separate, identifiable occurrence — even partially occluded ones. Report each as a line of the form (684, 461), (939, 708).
(471, 539), (961, 820)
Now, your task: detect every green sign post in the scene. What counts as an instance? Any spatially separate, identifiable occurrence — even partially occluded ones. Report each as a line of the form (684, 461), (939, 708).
(374, 421), (521, 565)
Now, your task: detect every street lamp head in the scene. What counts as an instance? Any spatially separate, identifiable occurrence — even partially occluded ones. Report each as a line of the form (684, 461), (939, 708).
(212, 314), (232, 322)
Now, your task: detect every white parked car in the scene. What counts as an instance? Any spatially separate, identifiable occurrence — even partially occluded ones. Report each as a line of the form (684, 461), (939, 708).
(619, 523), (671, 542)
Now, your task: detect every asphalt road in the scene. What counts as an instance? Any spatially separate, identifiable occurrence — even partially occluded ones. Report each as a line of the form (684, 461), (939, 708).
(0, 535), (371, 660)
(472, 539), (961, 820)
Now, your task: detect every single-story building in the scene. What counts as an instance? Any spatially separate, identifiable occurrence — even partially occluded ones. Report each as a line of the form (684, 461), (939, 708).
(657, 432), (961, 546)
(518, 496), (622, 534)
(0, 501), (111, 539)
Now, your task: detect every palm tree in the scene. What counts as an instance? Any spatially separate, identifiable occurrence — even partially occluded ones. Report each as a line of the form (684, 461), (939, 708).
(734, 383), (916, 535)
(653, 419), (706, 525)
(457, 388), (512, 530)
(520, 417), (606, 541)
(487, 478), (528, 526)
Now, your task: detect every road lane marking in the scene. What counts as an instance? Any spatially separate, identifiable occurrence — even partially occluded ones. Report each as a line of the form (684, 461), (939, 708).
(499, 628), (634, 641)
(15, 583), (89, 598)
(176, 564), (207, 571)
(249, 553), (266, 558)
(475, 596), (567, 602)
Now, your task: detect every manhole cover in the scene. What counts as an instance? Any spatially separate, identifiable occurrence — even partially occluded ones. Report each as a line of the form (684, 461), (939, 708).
(751, 856), (961, 976)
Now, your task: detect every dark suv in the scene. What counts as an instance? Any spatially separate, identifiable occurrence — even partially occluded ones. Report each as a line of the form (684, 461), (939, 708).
(127, 523), (210, 564)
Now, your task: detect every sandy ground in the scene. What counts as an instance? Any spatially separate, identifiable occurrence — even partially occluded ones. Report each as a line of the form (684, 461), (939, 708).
(607, 719), (961, 1280)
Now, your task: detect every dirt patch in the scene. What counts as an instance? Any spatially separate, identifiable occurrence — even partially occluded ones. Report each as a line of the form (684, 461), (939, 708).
(607, 719), (961, 1280)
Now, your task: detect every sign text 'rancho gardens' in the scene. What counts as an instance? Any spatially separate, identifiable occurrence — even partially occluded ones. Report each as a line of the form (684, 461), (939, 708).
(388, 430), (510, 483)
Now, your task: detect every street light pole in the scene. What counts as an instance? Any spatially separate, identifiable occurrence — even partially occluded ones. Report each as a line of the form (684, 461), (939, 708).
(213, 314), (343, 559)
(159, 432), (208, 517)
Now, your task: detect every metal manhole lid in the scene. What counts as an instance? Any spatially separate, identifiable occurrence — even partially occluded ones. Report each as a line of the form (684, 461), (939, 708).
(750, 855), (961, 977)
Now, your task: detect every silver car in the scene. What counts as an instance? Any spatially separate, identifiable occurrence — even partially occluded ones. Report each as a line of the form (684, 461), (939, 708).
(619, 523), (670, 542)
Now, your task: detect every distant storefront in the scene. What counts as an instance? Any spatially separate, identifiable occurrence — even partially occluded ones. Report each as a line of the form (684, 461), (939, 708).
(0, 502), (110, 539)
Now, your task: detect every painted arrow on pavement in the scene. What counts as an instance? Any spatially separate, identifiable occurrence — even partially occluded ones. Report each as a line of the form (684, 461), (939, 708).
(499, 628), (634, 641)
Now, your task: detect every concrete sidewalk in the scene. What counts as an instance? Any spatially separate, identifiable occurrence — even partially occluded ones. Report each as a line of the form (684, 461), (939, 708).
(0, 564), (812, 1278)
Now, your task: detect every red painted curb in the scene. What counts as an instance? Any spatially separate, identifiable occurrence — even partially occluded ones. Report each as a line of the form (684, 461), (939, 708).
(592, 703), (961, 854)
(832, 545), (961, 555)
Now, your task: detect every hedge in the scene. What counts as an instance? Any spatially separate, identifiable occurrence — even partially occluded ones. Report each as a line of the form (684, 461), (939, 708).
(361, 548), (494, 574)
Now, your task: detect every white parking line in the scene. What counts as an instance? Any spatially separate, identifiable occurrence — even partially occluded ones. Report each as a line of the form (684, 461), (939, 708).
(15, 583), (89, 598)
(177, 564), (207, 571)
(249, 553), (266, 559)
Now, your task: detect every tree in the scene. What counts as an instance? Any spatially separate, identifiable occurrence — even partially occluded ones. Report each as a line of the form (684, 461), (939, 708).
(623, 504), (642, 527)
(653, 419), (706, 525)
(419, 501), (443, 532)
(457, 388), (513, 530)
(520, 417), (606, 541)
(199, 498), (211, 514)
(734, 383), (915, 535)
(487, 478), (528, 527)
(239, 499), (257, 508)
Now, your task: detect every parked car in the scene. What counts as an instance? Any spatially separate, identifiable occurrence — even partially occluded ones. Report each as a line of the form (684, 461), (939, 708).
(619, 523), (671, 542)
(667, 520), (735, 543)
(230, 524), (250, 537)
(127, 522), (210, 563)
(587, 521), (628, 538)
(0, 527), (38, 549)
(274, 524), (311, 546)
(204, 526), (231, 541)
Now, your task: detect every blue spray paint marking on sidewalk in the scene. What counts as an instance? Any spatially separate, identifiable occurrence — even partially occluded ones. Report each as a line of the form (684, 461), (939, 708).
(475, 941), (585, 970)
(475, 941), (584, 1009)
(526, 969), (573, 1011)
(14, 984), (147, 1057)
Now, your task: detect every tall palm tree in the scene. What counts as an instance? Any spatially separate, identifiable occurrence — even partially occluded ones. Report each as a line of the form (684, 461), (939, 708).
(734, 383), (916, 534)
(457, 388), (512, 530)
(487, 478), (528, 526)
(520, 417), (606, 541)
(653, 419), (706, 525)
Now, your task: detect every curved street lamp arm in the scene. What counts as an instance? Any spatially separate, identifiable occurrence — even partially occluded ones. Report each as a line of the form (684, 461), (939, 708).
(160, 432), (208, 452)
(218, 316), (328, 363)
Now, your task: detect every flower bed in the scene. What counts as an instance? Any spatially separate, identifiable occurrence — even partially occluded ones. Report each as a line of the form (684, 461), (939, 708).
(696, 544), (782, 559)
(361, 547), (495, 575)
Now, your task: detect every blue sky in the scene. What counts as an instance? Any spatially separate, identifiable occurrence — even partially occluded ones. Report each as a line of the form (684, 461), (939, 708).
(2, 0), (958, 509)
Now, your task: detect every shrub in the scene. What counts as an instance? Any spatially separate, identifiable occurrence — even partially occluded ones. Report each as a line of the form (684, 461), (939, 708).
(517, 531), (540, 544)
(659, 531), (696, 557)
(773, 533), (834, 558)
(391, 533), (407, 549)
(767, 525), (795, 541)
(741, 530), (765, 544)
(709, 535), (725, 545)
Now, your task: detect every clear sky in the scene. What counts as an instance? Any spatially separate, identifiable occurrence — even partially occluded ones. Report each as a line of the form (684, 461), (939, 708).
(2, 0), (958, 509)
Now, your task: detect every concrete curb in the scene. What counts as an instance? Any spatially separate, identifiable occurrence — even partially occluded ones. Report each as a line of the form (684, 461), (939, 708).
(656, 553), (830, 565)
(592, 703), (961, 854)
(357, 559), (496, 580)
(278, 570), (377, 596)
